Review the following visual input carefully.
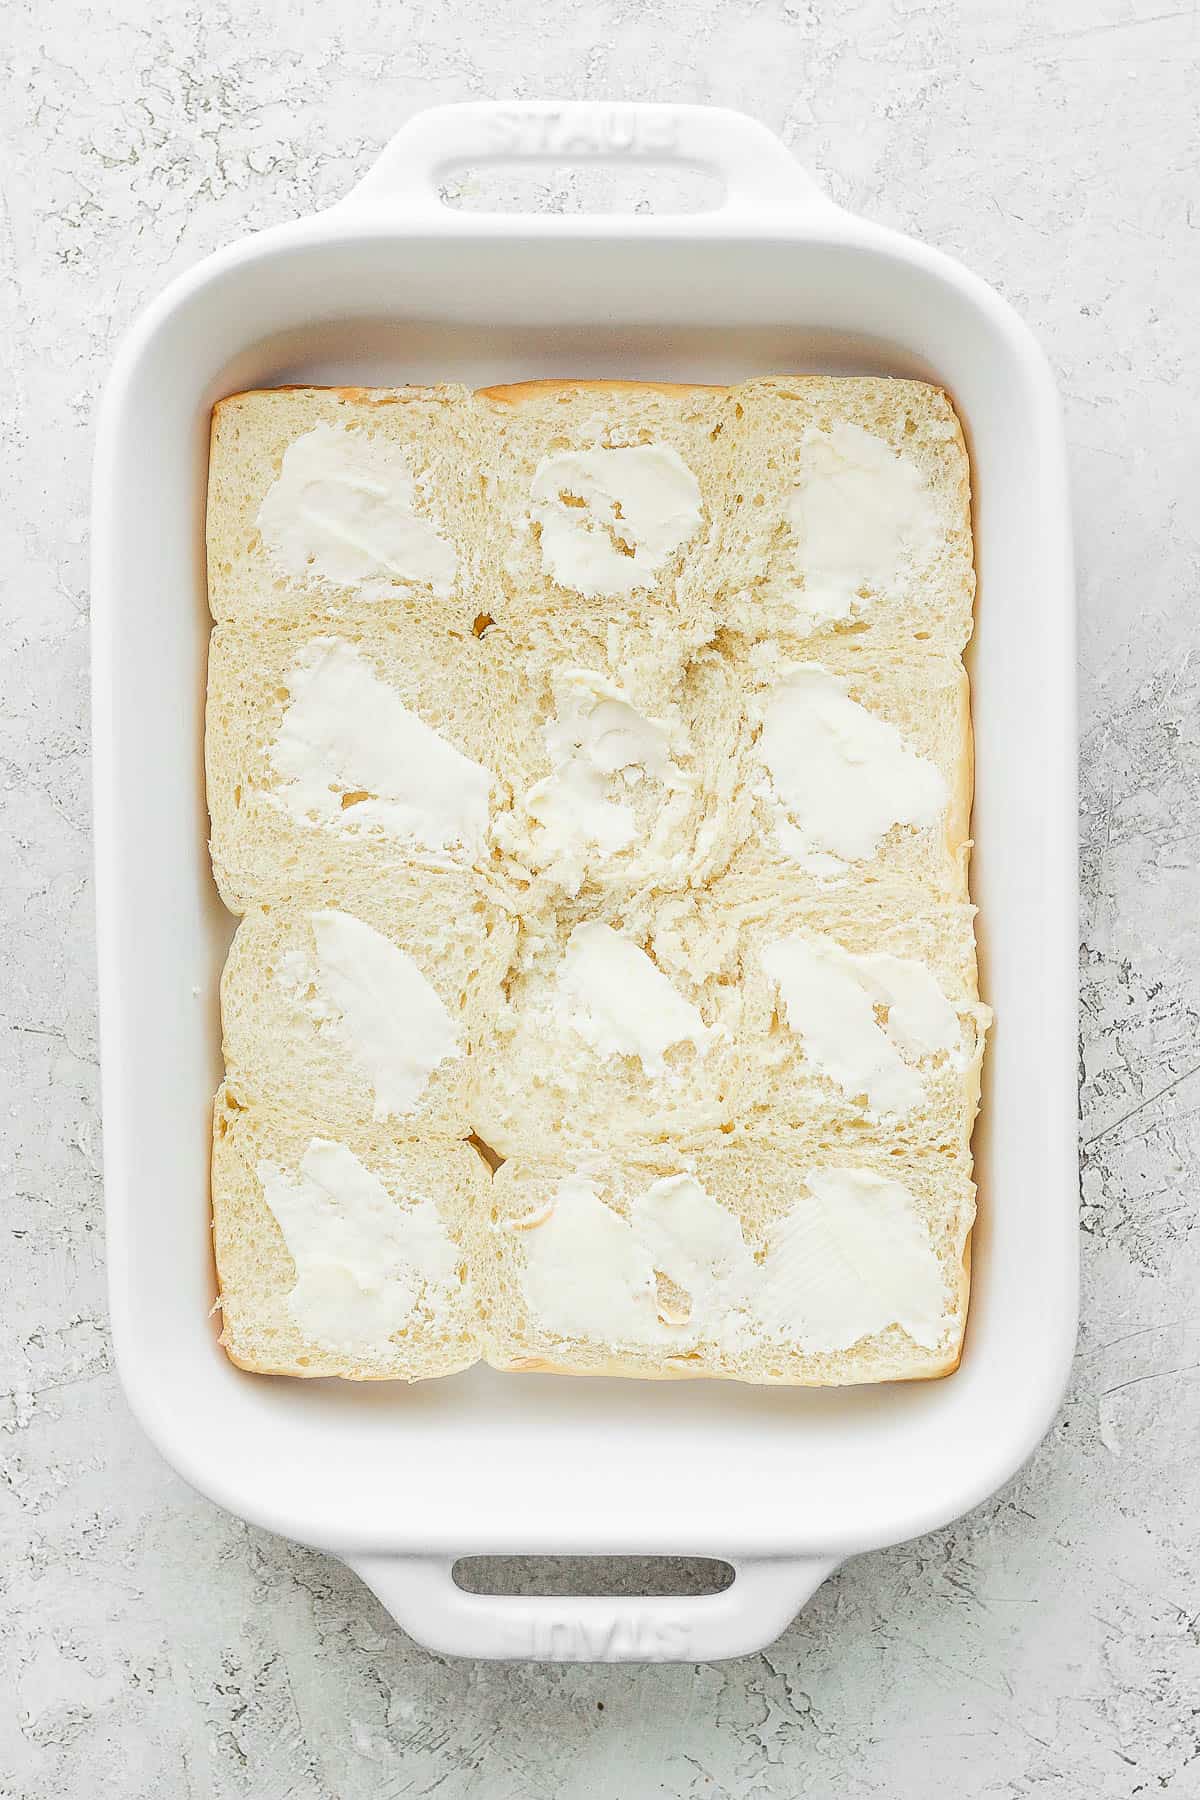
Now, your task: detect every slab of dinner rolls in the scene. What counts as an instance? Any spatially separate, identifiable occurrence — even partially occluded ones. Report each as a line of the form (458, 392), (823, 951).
(479, 1134), (975, 1385)
(212, 1089), (486, 1380)
(206, 373), (985, 1385)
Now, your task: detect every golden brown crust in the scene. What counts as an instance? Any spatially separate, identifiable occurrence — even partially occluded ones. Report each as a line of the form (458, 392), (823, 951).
(212, 383), (456, 412)
(477, 377), (730, 406)
(494, 1348), (962, 1385)
(219, 1344), (436, 1381)
(946, 662), (976, 878)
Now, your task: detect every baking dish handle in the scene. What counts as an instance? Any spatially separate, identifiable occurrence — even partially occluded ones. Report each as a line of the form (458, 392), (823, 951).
(336, 100), (839, 226)
(345, 1552), (840, 1663)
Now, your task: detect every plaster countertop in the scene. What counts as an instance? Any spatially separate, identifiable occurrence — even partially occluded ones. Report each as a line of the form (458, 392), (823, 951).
(3, 1), (1198, 1794)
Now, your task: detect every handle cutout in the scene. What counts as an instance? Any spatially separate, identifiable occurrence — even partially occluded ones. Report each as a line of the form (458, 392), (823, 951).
(452, 1554), (735, 1598)
(339, 104), (837, 228)
(439, 161), (726, 218)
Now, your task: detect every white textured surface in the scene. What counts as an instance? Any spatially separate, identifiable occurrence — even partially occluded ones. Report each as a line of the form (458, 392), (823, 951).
(2, 0), (1197, 1792)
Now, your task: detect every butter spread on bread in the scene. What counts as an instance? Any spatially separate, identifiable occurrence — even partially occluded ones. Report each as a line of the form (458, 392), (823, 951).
(760, 932), (964, 1118)
(529, 443), (703, 598)
(258, 1138), (458, 1353)
(257, 421), (458, 597)
(786, 421), (938, 628)
(551, 920), (712, 1076)
(269, 636), (492, 849)
(300, 909), (462, 1122)
(508, 1161), (950, 1361)
(755, 663), (948, 869)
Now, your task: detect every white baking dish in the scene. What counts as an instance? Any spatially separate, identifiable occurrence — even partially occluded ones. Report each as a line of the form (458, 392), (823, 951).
(92, 101), (1077, 1663)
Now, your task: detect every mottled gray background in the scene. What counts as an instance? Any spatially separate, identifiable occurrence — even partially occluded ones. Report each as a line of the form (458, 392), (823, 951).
(3, 1), (1198, 1794)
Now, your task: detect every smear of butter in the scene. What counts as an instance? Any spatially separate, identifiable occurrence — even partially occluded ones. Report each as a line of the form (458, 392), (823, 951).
(762, 933), (962, 1116)
(517, 1171), (753, 1347)
(514, 1164), (949, 1355)
(516, 1172), (667, 1344)
(552, 921), (711, 1075)
(304, 910), (460, 1121)
(259, 1139), (458, 1353)
(529, 444), (702, 598)
(257, 422), (457, 596)
(269, 637), (492, 852)
(758, 663), (946, 866)
(786, 421), (937, 627)
(500, 668), (691, 892)
(748, 1167), (948, 1351)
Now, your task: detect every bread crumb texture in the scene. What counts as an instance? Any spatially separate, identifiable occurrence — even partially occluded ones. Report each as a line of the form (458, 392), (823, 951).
(206, 376), (987, 1384)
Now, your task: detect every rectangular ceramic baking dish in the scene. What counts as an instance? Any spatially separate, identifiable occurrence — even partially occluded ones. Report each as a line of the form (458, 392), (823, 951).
(92, 101), (1077, 1663)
